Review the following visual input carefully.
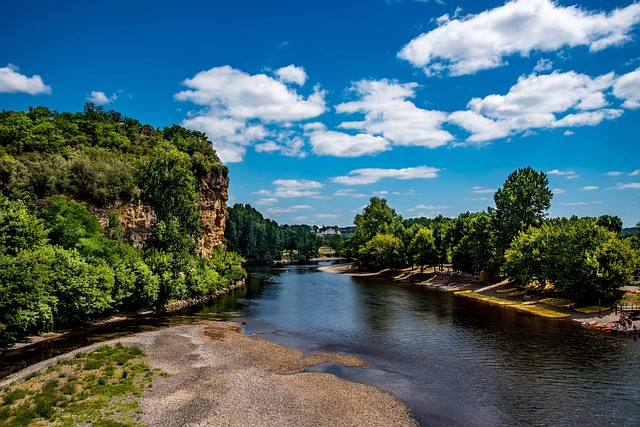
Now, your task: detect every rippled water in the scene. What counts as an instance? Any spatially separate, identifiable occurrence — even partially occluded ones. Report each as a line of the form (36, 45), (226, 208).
(2, 262), (639, 426)
(241, 263), (640, 426)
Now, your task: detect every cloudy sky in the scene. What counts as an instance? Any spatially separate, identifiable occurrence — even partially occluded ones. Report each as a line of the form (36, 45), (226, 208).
(2, 0), (640, 226)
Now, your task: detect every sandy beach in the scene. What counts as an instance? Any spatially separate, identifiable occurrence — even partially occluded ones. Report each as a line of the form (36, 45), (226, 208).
(1, 322), (418, 426)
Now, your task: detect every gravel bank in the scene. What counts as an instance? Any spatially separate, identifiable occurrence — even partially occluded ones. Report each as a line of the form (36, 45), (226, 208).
(2, 322), (417, 426)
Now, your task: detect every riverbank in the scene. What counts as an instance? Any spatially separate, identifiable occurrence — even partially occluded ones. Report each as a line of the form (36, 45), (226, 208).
(318, 263), (625, 325)
(0, 280), (245, 354)
(1, 322), (418, 426)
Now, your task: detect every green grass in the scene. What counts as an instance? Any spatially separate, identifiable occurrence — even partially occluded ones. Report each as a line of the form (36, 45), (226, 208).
(0, 343), (165, 427)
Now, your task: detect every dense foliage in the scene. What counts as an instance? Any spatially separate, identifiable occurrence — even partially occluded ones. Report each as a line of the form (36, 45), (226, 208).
(225, 204), (324, 264)
(345, 167), (638, 304)
(0, 106), (245, 344)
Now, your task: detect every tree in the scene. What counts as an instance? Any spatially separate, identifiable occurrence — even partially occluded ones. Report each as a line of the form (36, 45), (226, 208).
(504, 218), (636, 303)
(452, 211), (494, 274)
(409, 227), (436, 271)
(596, 214), (623, 235)
(346, 197), (398, 262)
(0, 195), (48, 256)
(493, 167), (552, 270)
(137, 147), (201, 239)
(358, 234), (404, 270)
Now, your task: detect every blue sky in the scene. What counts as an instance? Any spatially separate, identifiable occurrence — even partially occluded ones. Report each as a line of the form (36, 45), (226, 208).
(2, 0), (640, 227)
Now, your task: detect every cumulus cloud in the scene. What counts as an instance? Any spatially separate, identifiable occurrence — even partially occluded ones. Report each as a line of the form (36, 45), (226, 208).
(336, 79), (453, 148)
(331, 166), (440, 185)
(470, 186), (496, 194)
(275, 64), (308, 86)
(450, 71), (622, 142)
(613, 67), (640, 109)
(609, 182), (640, 190)
(175, 65), (326, 163)
(255, 131), (306, 158)
(0, 64), (51, 95)
(87, 91), (117, 105)
(606, 171), (624, 176)
(334, 189), (368, 198)
(272, 179), (324, 198)
(307, 127), (390, 157)
(547, 169), (576, 177)
(581, 185), (599, 191)
(630, 169), (640, 176)
(398, 0), (640, 76)
(552, 188), (566, 194)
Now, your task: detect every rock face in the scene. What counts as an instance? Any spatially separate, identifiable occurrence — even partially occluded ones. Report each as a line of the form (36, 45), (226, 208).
(91, 172), (229, 259)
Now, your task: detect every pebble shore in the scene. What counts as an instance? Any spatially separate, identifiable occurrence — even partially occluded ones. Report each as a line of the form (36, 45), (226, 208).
(1, 322), (418, 426)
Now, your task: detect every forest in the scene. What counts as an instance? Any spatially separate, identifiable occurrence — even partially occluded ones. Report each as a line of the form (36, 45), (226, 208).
(0, 104), (245, 344)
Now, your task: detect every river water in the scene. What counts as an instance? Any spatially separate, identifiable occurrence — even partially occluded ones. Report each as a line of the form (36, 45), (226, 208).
(2, 262), (639, 426)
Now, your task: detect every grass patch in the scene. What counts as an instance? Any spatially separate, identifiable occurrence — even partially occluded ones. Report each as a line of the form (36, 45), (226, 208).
(454, 291), (570, 318)
(574, 305), (610, 314)
(0, 343), (163, 427)
(538, 298), (575, 309)
(497, 287), (518, 293)
(508, 290), (527, 297)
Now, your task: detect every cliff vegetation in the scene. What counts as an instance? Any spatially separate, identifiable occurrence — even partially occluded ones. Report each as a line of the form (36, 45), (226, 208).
(0, 104), (245, 344)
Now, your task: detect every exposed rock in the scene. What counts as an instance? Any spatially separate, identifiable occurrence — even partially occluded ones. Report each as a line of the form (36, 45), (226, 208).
(90, 172), (228, 259)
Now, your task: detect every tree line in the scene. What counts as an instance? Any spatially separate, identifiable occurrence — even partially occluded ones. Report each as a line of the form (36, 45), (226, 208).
(344, 167), (639, 304)
(0, 105), (245, 344)
(225, 204), (326, 264)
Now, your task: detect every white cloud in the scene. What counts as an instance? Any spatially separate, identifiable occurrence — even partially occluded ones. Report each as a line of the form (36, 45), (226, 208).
(470, 186), (496, 194)
(0, 64), (51, 95)
(334, 189), (368, 198)
(275, 65), (308, 86)
(605, 171), (624, 176)
(581, 185), (599, 191)
(314, 213), (340, 219)
(552, 188), (566, 194)
(450, 71), (623, 143)
(613, 67), (640, 109)
(563, 130), (575, 136)
(175, 65), (325, 163)
(547, 169), (576, 177)
(331, 166), (440, 185)
(609, 182), (640, 190)
(415, 204), (449, 210)
(336, 79), (453, 148)
(255, 132), (306, 158)
(308, 128), (390, 157)
(630, 169), (640, 176)
(471, 197), (490, 201)
(559, 201), (601, 206)
(398, 0), (640, 76)
(87, 91), (117, 105)
(534, 59), (554, 73)
(273, 179), (324, 198)
(255, 198), (278, 205)
(373, 191), (389, 195)
(567, 175), (580, 180)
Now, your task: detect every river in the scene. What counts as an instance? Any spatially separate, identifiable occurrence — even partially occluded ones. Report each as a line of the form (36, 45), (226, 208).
(2, 262), (640, 426)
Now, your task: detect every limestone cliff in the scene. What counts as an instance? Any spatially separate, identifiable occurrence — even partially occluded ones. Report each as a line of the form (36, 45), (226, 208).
(91, 172), (228, 258)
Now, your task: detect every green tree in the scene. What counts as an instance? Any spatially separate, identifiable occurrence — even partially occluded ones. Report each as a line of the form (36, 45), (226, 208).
(493, 167), (552, 271)
(504, 218), (636, 303)
(0, 195), (48, 256)
(346, 197), (398, 262)
(138, 147), (201, 238)
(596, 214), (623, 235)
(358, 234), (404, 270)
(40, 195), (102, 249)
(409, 227), (436, 271)
(451, 211), (495, 274)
